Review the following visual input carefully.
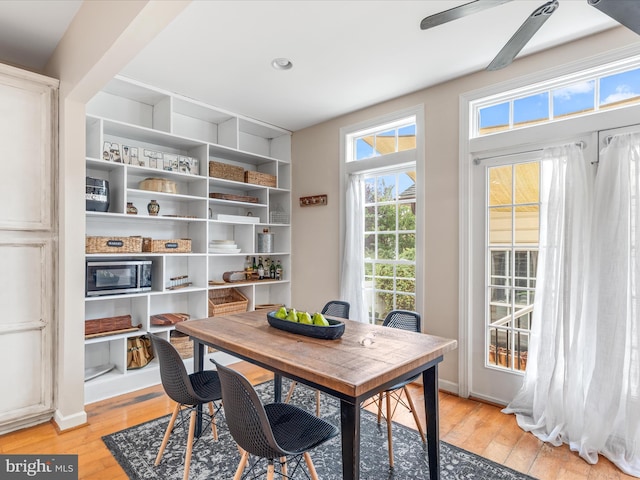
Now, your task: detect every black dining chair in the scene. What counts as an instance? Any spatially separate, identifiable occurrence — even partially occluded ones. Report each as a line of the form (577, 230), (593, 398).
(369, 310), (426, 468)
(284, 300), (350, 415)
(149, 334), (222, 480)
(213, 360), (339, 480)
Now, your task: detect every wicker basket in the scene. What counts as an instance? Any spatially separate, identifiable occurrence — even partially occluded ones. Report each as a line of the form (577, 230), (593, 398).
(86, 236), (143, 254)
(142, 237), (192, 253)
(169, 331), (215, 359)
(209, 161), (244, 182)
(208, 288), (249, 316)
(209, 192), (259, 203)
(244, 171), (276, 187)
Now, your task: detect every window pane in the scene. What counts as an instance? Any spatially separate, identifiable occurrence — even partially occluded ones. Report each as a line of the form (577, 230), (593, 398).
(513, 331), (529, 371)
(376, 129), (396, 154)
(396, 278), (415, 293)
(398, 233), (415, 260)
(600, 68), (640, 108)
(365, 206), (375, 231)
(514, 162), (539, 204)
(398, 203), (415, 230)
(396, 264), (415, 278)
(377, 204), (396, 231)
(398, 124), (416, 152)
(355, 137), (375, 160)
(395, 294), (415, 312)
(489, 165), (512, 206)
(364, 262), (373, 275)
(375, 263), (393, 276)
(365, 178), (375, 203)
(515, 205), (539, 244)
(479, 102), (509, 133)
(364, 234), (375, 258)
(514, 92), (549, 126)
(553, 80), (595, 118)
(489, 207), (512, 245)
(377, 234), (396, 259)
(377, 175), (396, 201)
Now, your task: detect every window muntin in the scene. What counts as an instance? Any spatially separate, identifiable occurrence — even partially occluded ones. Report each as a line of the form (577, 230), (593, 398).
(475, 64), (640, 136)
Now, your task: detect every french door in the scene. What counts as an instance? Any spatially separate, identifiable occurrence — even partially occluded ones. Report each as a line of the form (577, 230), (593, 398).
(470, 137), (597, 404)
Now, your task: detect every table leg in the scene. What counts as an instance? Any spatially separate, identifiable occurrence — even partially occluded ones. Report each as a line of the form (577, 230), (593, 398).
(423, 364), (440, 480)
(340, 399), (360, 480)
(193, 340), (205, 437)
(273, 373), (282, 402)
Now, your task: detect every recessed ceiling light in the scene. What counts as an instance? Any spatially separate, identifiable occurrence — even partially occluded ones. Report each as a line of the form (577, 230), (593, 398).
(271, 58), (293, 70)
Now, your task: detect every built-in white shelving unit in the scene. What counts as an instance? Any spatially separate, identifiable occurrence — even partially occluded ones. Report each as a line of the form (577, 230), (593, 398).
(84, 76), (291, 404)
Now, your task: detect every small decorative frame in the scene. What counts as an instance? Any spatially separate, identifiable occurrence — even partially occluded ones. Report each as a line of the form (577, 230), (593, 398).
(299, 194), (327, 207)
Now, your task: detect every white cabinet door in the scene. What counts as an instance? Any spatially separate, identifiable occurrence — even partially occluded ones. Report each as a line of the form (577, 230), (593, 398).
(0, 65), (57, 434)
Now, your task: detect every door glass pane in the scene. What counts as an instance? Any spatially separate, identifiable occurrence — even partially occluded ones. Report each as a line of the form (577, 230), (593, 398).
(489, 207), (512, 245)
(486, 160), (539, 372)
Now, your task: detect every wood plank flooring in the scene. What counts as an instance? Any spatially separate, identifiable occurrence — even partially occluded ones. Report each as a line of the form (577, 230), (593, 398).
(0, 362), (634, 480)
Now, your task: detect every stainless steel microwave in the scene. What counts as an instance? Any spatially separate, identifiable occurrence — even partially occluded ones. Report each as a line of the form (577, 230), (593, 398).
(86, 260), (152, 297)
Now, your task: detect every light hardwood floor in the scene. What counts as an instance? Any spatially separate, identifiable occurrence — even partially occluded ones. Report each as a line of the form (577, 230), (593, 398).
(0, 362), (634, 480)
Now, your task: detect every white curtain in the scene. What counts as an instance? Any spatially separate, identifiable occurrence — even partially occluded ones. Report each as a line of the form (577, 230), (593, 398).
(504, 135), (640, 477)
(341, 173), (368, 322)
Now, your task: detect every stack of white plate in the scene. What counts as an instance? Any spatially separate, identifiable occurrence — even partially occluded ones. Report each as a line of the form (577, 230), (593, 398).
(209, 239), (241, 254)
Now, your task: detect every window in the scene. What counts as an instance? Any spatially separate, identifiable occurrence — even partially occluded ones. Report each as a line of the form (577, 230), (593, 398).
(342, 108), (422, 325)
(349, 119), (416, 162)
(364, 168), (416, 323)
(473, 61), (640, 137)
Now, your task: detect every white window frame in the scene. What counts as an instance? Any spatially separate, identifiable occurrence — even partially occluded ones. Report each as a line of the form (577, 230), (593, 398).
(459, 44), (640, 398)
(340, 105), (425, 322)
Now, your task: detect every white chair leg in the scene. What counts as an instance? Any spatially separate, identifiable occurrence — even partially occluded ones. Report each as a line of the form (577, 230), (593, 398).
(155, 403), (180, 466)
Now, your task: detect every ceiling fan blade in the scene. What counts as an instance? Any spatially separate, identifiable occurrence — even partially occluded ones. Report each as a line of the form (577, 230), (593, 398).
(487, 0), (560, 71)
(588, 0), (640, 36)
(420, 0), (513, 30)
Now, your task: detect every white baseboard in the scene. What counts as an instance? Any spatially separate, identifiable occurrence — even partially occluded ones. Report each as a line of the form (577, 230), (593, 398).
(53, 409), (87, 431)
(438, 379), (459, 396)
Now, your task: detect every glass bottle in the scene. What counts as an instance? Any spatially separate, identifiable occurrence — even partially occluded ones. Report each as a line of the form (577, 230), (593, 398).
(270, 258), (276, 279)
(257, 256), (264, 280)
(245, 256), (253, 280)
(276, 260), (283, 280)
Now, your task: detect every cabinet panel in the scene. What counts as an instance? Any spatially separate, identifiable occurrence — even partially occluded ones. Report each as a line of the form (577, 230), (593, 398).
(0, 81), (53, 230)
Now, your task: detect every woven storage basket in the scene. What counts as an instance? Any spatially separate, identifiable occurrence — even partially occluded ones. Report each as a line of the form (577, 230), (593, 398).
(169, 331), (215, 359)
(142, 237), (191, 253)
(86, 236), (143, 254)
(208, 288), (248, 316)
(244, 171), (276, 187)
(209, 161), (244, 182)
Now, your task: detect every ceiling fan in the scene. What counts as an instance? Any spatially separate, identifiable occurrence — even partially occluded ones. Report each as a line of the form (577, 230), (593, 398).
(420, 0), (640, 71)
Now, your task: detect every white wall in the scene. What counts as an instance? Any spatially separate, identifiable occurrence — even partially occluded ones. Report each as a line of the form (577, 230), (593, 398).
(291, 26), (640, 391)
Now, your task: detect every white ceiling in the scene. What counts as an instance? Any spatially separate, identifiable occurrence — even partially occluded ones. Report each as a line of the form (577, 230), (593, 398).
(0, 1), (624, 131)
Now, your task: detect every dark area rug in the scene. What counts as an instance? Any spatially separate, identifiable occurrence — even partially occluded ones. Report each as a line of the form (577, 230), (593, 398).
(103, 380), (537, 479)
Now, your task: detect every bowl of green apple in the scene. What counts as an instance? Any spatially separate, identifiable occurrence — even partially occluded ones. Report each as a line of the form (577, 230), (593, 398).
(267, 307), (345, 340)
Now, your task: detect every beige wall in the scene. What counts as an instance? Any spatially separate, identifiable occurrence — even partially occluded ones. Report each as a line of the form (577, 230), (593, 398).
(291, 26), (640, 389)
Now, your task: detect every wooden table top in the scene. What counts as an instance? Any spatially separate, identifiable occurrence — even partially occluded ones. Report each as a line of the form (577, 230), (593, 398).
(177, 309), (457, 400)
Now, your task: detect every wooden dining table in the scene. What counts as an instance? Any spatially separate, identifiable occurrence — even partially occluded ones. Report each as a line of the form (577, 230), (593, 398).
(176, 309), (457, 480)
